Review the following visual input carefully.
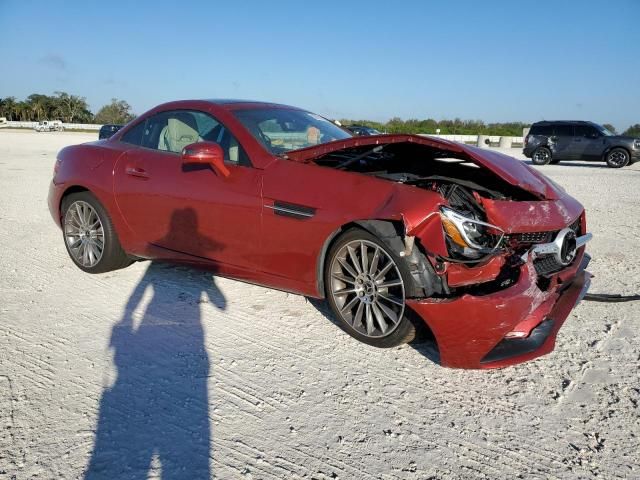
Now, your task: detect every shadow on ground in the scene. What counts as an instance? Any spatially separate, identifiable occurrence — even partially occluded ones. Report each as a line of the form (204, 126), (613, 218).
(523, 160), (613, 169)
(306, 297), (440, 365)
(85, 209), (224, 479)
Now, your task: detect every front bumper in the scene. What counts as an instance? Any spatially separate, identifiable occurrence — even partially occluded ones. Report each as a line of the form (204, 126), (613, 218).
(407, 250), (591, 369)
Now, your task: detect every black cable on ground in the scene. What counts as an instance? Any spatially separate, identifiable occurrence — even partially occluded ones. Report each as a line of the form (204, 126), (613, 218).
(583, 293), (640, 303)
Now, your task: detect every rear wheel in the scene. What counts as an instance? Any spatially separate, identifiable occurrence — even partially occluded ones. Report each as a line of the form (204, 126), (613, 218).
(324, 228), (416, 348)
(61, 191), (131, 273)
(606, 148), (629, 168)
(532, 146), (552, 165)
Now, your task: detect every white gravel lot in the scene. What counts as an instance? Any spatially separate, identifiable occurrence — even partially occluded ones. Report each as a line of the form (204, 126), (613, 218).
(1, 130), (639, 479)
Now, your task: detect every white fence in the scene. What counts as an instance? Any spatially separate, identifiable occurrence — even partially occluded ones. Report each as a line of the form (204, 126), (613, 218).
(1, 121), (525, 146)
(4, 121), (101, 131)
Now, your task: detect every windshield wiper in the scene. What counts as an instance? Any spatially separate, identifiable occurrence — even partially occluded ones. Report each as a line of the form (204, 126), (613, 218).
(336, 145), (386, 170)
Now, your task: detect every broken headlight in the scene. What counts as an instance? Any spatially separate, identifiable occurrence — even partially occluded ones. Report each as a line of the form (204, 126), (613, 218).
(440, 207), (504, 259)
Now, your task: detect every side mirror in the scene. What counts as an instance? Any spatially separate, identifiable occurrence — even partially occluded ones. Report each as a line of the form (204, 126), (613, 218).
(181, 142), (230, 178)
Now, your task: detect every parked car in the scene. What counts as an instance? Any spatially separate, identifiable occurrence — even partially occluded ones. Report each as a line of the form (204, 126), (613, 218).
(524, 120), (640, 168)
(345, 125), (382, 136)
(98, 124), (123, 140)
(48, 99), (592, 369)
(35, 120), (64, 132)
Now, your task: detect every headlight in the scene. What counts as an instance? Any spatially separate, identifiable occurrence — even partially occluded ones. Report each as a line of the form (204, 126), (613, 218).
(634, 139), (640, 149)
(440, 207), (504, 258)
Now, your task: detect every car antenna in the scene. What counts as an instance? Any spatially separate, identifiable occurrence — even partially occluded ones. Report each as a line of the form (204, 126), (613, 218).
(336, 144), (385, 170)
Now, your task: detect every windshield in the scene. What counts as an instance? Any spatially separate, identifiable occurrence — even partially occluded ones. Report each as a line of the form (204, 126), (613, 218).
(233, 108), (352, 154)
(595, 124), (614, 136)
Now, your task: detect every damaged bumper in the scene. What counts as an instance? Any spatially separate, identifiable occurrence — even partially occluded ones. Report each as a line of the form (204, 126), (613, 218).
(407, 250), (591, 369)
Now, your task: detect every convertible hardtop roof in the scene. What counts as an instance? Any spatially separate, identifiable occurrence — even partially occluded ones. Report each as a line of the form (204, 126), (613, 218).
(202, 99), (303, 110)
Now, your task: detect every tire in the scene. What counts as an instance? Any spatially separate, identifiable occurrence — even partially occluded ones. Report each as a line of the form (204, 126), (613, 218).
(324, 227), (416, 348)
(61, 191), (131, 273)
(605, 147), (630, 168)
(531, 146), (552, 165)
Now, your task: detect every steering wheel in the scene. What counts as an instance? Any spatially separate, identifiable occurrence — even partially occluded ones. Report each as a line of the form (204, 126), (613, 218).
(255, 128), (273, 149)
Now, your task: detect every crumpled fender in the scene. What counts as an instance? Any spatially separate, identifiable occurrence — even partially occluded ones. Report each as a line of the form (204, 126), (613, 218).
(371, 185), (449, 257)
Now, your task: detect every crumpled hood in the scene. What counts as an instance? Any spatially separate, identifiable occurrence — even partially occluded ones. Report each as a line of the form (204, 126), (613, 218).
(285, 134), (562, 200)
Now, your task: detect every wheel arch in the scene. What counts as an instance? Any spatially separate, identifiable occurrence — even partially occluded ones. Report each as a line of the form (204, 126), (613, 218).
(602, 145), (631, 161)
(316, 218), (440, 347)
(58, 185), (135, 256)
(58, 185), (90, 219)
(316, 221), (364, 299)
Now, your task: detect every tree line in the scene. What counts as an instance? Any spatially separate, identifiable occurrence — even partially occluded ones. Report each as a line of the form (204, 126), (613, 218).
(340, 118), (640, 137)
(2, 92), (639, 136)
(0, 93), (135, 125)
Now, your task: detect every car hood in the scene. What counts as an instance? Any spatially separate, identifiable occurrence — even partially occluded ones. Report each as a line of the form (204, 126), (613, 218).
(609, 135), (639, 142)
(285, 134), (562, 200)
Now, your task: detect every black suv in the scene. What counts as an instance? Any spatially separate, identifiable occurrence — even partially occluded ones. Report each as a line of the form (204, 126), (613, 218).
(98, 124), (123, 140)
(523, 121), (640, 168)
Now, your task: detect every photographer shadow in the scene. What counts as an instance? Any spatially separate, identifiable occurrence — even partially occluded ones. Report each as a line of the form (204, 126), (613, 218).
(85, 208), (224, 479)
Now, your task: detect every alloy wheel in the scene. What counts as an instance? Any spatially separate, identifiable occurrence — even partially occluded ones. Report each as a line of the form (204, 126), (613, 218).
(533, 148), (550, 164)
(329, 240), (405, 337)
(608, 150), (628, 167)
(64, 200), (105, 267)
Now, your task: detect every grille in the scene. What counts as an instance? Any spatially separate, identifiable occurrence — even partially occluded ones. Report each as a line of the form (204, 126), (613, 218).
(509, 216), (581, 246)
(513, 231), (552, 244)
(534, 255), (564, 276)
(532, 216), (582, 276)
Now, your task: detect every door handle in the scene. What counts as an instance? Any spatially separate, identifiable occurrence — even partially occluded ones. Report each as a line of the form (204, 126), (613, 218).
(125, 166), (149, 178)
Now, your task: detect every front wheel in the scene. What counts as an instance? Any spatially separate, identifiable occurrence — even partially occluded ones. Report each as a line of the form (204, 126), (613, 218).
(532, 146), (552, 165)
(324, 228), (416, 348)
(61, 191), (131, 273)
(606, 148), (629, 168)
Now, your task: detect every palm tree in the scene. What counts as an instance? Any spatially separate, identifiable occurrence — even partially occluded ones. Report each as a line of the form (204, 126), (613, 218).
(0, 97), (18, 120)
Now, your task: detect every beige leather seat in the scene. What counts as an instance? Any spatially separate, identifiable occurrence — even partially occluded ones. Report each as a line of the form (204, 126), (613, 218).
(228, 136), (239, 163)
(158, 115), (201, 152)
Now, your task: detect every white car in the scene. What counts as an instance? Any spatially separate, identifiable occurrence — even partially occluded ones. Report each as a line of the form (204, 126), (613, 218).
(35, 120), (64, 132)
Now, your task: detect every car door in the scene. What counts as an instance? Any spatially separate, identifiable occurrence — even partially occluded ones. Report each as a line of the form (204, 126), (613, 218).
(551, 124), (576, 159)
(113, 109), (263, 269)
(573, 124), (604, 161)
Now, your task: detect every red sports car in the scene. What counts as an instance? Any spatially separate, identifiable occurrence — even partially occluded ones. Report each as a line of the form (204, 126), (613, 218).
(48, 100), (592, 369)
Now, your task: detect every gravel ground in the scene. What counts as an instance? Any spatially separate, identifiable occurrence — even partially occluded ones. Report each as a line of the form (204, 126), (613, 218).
(1, 130), (639, 479)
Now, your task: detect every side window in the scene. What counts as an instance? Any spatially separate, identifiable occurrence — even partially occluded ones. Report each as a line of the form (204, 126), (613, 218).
(191, 110), (249, 165)
(120, 112), (171, 149)
(554, 125), (574, 137)
(575, 125), (599, 138)
(531, 125), (552, 136)
(123, 109), (250, 166)
(121, 120), (147, 146)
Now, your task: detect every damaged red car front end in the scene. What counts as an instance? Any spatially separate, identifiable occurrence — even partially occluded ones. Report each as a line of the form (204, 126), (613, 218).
(290, 134), (592, 369)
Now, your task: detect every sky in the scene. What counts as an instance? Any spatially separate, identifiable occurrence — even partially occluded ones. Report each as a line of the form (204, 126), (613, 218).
(1, 0), (638, 131)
